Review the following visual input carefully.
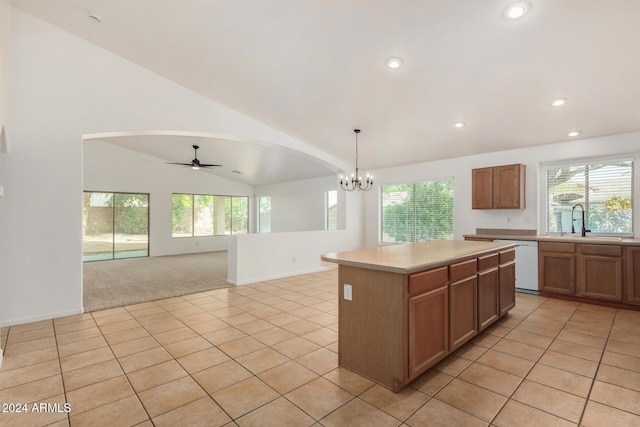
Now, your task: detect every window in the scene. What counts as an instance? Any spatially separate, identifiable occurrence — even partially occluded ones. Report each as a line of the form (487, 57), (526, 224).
(172, 194), (248, 237)
(82, 191), (149, 261)
(545, 158), (634, 235)
(380, 179), (454, 243)
(258, 196), (271, 233)
(325, 190), (337, 230)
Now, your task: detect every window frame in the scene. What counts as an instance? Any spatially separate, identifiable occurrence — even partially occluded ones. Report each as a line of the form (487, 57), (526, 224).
(378, 177), (454, 244)
(325, 190), (338, 231)
(257, 195), (271, 233)
(542, 156), (634, 236)
(172, 193), (249, 238)
(83, 191), (150, 262)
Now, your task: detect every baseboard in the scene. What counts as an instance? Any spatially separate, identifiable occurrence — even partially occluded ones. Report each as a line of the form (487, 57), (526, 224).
(0, 308), (83, 328)
(229, 266), (335, 286)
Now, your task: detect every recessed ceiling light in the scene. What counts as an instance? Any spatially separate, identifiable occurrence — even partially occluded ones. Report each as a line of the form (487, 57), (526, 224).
(568, 130), (582, 137)
(453, 121), (466, 128)
(88, 12), (102, 23)
(551, 97), (569, 107)
(386, 57), (403, 69)
(505, 1), (531, 19)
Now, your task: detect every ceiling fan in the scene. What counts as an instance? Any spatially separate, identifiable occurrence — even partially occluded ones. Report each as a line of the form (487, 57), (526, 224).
(167, 145), (222, 170)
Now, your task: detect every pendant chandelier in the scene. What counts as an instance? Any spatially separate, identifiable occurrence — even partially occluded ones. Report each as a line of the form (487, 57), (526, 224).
(340, 129), (373, 191)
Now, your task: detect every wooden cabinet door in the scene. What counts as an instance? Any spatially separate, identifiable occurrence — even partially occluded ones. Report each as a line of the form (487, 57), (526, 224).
(493, 164), (525, 209)
(408, 285), (448, 380)
(627, 247), (640, 305)
(449, 276), (478, 351)
(478, 267), (499, 331)
(579, 255), (622, 301)
(472, 167), (493, 209)
(499, 261), (516, 316)
(539, 252), (576, 295)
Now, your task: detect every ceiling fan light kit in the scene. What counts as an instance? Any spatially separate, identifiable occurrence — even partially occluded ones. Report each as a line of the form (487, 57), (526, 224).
(340, 129), (373, 191)
(167, 145), (222, 170)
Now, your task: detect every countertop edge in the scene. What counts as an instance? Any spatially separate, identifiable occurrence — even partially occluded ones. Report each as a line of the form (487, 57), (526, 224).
(463, 234), (640, 245)
(322, 242), (516, 275)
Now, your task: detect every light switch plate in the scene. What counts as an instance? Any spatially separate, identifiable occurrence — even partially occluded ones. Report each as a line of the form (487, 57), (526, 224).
(343, 284), (352, 301)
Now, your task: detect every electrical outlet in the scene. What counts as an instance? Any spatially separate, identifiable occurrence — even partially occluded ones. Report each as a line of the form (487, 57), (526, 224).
(343, 284), (352, 301)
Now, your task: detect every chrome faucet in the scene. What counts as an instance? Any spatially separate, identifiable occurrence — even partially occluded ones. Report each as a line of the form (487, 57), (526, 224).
(571, 204), (591, 237)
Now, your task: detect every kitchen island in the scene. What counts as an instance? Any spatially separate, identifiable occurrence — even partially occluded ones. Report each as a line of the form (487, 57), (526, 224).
(321, 240), (516, 392)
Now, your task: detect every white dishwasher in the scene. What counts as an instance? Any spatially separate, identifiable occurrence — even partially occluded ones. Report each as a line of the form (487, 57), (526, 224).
(494, 240), (539, 292)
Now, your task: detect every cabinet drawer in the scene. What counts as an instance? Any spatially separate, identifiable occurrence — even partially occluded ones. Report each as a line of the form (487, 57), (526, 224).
(539, 242), (576, 253)
(409, 266), (448, 296)
(500, 248), (516, 264)
(450, 259), (478, 282)
(478, 253), (499, 271)
(580, 244), (622, 257)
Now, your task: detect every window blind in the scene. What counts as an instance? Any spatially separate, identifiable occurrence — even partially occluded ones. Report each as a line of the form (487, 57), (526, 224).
(545, 158), (634, 234)
(380, 179), (454, 243)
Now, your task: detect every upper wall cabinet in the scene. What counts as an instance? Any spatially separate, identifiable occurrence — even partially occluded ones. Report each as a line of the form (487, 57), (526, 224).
(472, 164), (526, 209)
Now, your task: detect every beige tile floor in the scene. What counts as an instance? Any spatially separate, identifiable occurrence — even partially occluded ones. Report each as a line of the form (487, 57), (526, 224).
(1, 268), (640, 426)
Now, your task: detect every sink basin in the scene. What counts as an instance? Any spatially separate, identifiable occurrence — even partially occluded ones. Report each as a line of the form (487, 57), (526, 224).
(544, 235), (623, 242)
(581, 236), (623, 242)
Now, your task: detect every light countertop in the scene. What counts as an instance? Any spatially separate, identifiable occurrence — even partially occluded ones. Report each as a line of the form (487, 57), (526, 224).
(321, 240), (515, 274)
(464, 233), (640, 246)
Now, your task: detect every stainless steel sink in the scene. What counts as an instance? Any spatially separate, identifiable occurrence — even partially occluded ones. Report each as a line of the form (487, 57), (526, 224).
(580, 236), (623, 242)
(543, 235), (623, 242)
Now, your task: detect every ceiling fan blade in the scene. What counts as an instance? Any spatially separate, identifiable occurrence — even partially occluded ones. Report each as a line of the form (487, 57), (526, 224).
(168, 146), (221, 168)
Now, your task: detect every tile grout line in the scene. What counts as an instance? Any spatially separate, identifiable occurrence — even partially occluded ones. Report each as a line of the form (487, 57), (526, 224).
(6, 273), (640, 426)
(576, 305), (618, 426)
(91, 309), (156, 425)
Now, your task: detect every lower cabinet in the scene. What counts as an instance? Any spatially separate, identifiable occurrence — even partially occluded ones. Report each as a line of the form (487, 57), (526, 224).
(499, 261), (516, 315)
(478, 267), (499, 331)
(408, 285), (449, 379)
(627, 247), (640, 305)
(338, 247), (517, 392)
(539, 242), (576, 295)
(577, 244), (622, 301)
(539, 242), (626, 303)
(449, 276), (478, 351)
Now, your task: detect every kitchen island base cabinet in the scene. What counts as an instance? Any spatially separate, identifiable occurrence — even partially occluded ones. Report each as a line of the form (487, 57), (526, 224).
(409, 285), (449, 380)
(326, 241), (517, 392)
(499, 261), (516, 315)
(337, 266), (408, 392)
(449, 276), (478, 351)
(478, 268), (500, 331)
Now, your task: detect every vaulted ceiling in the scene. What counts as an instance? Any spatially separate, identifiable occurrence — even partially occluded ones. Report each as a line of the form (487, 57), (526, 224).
(12, 0), (640, 181)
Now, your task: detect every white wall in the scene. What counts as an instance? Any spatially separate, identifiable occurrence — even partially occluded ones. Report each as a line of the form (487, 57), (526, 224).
(0, 9), (354, 327)
(0, 0), (7, 140)
(255, 175), (337, 232)
(84, 140), (255, 255)
(0, 0), (9, 365)
(229, 189), (364, 284)
(364, 132), (640, 248)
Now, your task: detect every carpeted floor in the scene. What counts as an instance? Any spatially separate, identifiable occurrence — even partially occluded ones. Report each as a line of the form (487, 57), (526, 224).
(82, 251), (230, 312)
